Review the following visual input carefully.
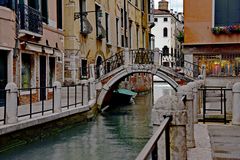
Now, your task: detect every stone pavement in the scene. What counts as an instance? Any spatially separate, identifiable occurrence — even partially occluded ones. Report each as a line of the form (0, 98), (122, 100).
(188, 124), (213, 160)
(208, 125), (240, 160)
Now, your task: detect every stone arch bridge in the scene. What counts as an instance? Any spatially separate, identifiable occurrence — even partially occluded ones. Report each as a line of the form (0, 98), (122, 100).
(85, 49), (201, 109)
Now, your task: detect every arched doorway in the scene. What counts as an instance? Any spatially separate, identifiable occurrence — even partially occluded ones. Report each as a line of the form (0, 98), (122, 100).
(96, 56), (103, 78)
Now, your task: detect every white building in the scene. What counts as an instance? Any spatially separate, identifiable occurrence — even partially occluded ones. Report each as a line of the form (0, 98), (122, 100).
(152, 0), (183, 67)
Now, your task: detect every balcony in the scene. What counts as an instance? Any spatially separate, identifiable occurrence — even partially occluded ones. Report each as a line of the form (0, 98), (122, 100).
(18, 4), (43, 37)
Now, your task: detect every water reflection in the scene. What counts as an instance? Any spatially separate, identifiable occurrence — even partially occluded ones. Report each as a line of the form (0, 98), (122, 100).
(0, 82), (174, 160)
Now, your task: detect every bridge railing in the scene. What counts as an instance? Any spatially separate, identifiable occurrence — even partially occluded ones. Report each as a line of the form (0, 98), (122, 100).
(135, 116), (172, 160)
(130, 49), (154, 65)
(95, 50), (125, 79)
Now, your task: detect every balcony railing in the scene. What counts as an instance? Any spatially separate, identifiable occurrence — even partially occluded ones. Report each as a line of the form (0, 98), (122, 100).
(18, 4), (43, 35)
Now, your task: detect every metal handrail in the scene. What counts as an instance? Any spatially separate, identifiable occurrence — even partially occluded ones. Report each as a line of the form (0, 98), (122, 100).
(135, 116), (172, 160)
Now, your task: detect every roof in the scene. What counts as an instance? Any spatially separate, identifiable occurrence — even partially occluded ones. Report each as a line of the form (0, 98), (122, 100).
(154, 9), (170, 15)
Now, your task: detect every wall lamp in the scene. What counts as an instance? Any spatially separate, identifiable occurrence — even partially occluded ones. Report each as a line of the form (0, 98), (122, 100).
(74, 10), (103, 21)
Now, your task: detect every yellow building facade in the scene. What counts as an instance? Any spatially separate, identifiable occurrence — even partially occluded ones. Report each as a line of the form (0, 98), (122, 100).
(64, 0), (154, 83)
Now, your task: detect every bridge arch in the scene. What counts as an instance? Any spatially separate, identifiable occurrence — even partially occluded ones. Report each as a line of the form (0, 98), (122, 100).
(97, 67), (178, 108)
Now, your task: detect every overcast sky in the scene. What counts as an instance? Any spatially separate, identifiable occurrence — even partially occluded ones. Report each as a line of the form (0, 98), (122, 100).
(154, 0), (183, 12)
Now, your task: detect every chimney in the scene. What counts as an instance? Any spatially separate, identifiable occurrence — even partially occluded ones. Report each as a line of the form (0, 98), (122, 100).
(158, 0), (169, 11)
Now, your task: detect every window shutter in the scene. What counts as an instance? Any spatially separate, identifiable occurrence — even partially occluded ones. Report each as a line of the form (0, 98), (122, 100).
(228, 0), (240, 25)
(215, 0), (228, 26)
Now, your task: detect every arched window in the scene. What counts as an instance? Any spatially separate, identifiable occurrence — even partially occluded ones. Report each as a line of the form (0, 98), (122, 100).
(163, 27), (168, 37)
(162, 46), (169, 56)
(96, 56), (103, 78)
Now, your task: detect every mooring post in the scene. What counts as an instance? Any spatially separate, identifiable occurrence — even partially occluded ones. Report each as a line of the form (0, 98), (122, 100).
(53, 81), (62, 113)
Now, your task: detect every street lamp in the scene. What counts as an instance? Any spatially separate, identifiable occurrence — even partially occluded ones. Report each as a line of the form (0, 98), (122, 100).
(74, 10), (103, 21)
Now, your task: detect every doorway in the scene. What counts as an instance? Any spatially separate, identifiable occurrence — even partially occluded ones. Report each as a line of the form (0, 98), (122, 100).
(96, 56), (103, 78)
(0, 52), (8, 106)
(40, 56), (46, 101)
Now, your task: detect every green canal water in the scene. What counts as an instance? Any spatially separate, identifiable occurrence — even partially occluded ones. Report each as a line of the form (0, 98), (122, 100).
(0, 83), (174, 160)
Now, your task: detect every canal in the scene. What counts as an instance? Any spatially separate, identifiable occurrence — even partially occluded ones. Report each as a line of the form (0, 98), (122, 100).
(0, 82), (174, 160)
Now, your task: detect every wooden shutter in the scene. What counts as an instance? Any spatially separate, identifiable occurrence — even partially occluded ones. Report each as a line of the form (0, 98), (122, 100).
(228, 0), (240, 25)
(215, 0), (228, 26)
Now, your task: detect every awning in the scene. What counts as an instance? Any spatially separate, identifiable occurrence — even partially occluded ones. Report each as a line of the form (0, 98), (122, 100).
(114, 89), (137, 96)
(25, 43), (42, 52)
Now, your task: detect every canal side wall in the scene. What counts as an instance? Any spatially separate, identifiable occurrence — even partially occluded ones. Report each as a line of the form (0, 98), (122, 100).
(0, 101), (98, 152)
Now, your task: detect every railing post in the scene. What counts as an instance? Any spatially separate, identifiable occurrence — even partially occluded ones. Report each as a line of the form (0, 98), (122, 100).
(188, 82), (198, 124)
(53, 81), (62, 113)
(226, 82), (233, 115)
(5, 82), (18, 124)
(178, 85), (195, 148)
(152, 95), (187, 160)
(232, 82), (240, 125)
(82, 80), (89, 105)
(153, 48), (160, 67)
(124, 48), (130, 67)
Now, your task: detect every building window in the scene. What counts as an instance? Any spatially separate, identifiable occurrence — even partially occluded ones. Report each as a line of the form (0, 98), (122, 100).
(28, 0), (39, 10)
(164, 17), (168, 22)
(49, 57), (55, 87)
(215, 0), (240, 27)
(136, 26), (139, 49)
(57, 0), (62, 29)
(21, 54), (33, 88)
(162, 46), (169, 56)
(105, 13), (109, 43)
(41, 0), (48, 24)
(95, 4), (101, 38)
(135, 0), (138, 7)
(154, 18), (158, 22)
(141, 0), (144, 11)
(116, 18), (119, 46)
(0, 0), (13, 9)
(121, 8), (124, 28)
(80, 0), (86, 12)
(81, 59), (88, 79)
(121, 35), (124, 47)
(163, 27), (168, 37)
(142, 30), (145, 48)
(129, 21), (132, 48)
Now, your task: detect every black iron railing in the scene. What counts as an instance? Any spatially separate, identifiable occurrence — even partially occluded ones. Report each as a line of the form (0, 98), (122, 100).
(61, 84), (87, 109)
(18, 4), (43, 35)
(0, 89), (8, 125)
(199, 86), (232, 124)
(135, 116), (172, 160)
(18, 86), (54, 118)
(95, 50), (124, 79)
(130, 49), (154, 64)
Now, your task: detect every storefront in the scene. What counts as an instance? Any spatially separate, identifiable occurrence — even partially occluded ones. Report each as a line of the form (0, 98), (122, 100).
(194, 54), (240, 77)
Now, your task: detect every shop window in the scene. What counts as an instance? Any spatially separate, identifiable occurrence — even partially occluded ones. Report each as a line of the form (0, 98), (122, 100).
(49, 57), (55, 87)
(196, 54), (240, 77)
(21, 54), (33, 88)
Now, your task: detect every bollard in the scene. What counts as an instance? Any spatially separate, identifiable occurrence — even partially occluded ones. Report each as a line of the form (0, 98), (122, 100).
(53, 81), (62, 113)
(5, 82), (18, 124)
(152, 95), (187, 160)
(178, 85), (195, 148)
(82, 80), (89, 105)
(188, 82), (198, 124)
(232, 82), (240, 125)
(226, 82), (234, 115)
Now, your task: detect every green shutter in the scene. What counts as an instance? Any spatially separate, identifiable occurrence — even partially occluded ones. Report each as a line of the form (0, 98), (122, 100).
(228, 0), (240, 25)
(215, 0), (228, 26)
